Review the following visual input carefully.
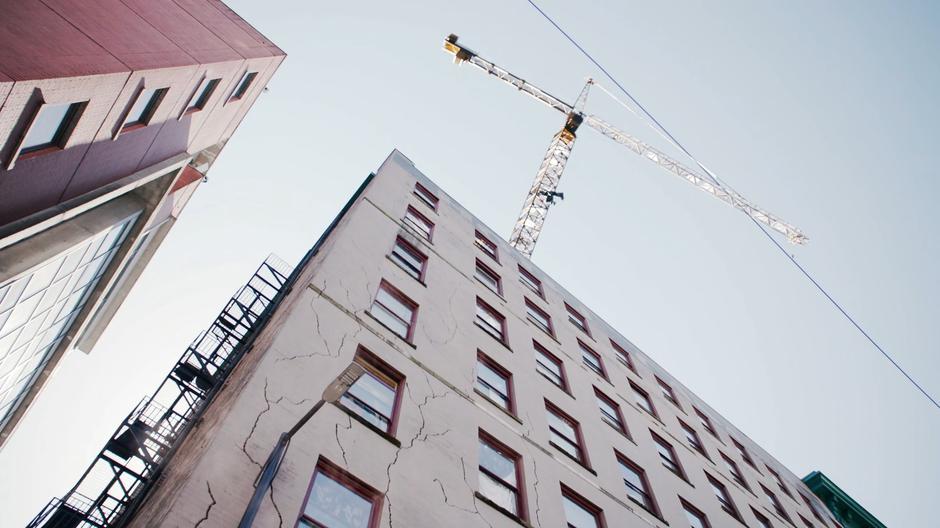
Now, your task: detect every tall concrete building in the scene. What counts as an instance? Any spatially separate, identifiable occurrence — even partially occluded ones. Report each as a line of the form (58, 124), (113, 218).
(0, 0), (284, 446)
(29, 151), (841, 528)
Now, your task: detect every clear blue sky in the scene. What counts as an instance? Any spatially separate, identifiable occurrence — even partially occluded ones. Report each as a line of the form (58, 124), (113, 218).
(2, 1), (938, 525)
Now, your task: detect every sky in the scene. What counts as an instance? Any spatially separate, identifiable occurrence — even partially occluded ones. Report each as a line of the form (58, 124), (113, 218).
(2, 0), (938, 526)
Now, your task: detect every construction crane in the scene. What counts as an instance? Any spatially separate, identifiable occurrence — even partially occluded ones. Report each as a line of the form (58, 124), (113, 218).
(443, 34), (807, 257)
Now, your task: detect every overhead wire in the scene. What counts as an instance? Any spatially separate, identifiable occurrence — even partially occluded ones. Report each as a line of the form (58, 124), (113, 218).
(525, 0), (940, 411)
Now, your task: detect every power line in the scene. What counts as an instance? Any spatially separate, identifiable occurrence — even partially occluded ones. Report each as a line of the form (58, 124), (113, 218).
(525, 0), (940, 411)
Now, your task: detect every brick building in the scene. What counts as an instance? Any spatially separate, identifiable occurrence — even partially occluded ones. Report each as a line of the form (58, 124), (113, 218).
(0, 0), (284, 446)
(30, 150), (841, 528)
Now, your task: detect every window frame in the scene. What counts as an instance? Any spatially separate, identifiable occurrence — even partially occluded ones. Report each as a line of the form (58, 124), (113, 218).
(228, 70), (258, 102)
(610, 339), (638, 375)
(339, 346), (405, 436)
(476, 352), (515, 415)
(475, 230), (499, 263)
(751, 507), (774, 528)
(478, 430), (528, 521)
(765, 465), (794, 499)
(117, 86), (168, 136)
(579, 340), (608, 380)
(719, 451), (750, 491)
(475, 297), (507, 345)
(655, 376), (681, 409)
(561, 484), (606, 528)
(731, 437), (759, 472)
(534, 341), (568, 392)
(298, 457), (383, 528)
(545, 400), (589, 467)
(761, 484), (792, 523)
(565, 303), (590, 336)
(629, 381), (658, 419)
(370, 280), (418, 342)
(518, 265), (544, 298)
(8, 99), (87, 169)
(801, 492), (827, 524)
(694, 407), (719, 440)
(680, 497), (712, 528)
(181, 76), (221, 116)
(799, 514), (815, 528)
(679, 419), (710, 459)
(403, 205), (434, 241)
(390, 236), (428, 282)
(413, 182), (439, 211)
(616, 453), (661, 517)
(594, 387), (629, 438)
(525, 298), (554, 337)
(650, 430), (687, 481)
(706, 472), (742, 521)
(475, 259), (503, 296)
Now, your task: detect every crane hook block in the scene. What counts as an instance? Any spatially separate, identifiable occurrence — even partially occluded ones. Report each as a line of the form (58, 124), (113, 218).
(443, 34), (475, 63)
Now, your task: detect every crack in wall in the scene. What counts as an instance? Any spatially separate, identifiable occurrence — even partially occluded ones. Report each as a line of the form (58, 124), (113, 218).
(521, 411), (543, 527)
(334, 414), (353, 467)
(269, 481), (284, 528)
(240, 378), (283, 468)
(193, 481), (216, 528)
(420, 285), (459, 347)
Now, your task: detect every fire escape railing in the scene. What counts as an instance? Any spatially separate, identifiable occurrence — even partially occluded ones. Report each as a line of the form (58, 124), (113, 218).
(26, 255), (293, 528)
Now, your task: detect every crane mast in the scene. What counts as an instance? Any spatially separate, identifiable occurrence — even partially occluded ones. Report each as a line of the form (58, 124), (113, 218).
(443, 34), (808, 254)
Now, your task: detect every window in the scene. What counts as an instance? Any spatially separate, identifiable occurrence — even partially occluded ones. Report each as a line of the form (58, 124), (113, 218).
(299, 458), (381, 528)
(390, 237), (427, 281)
(525, 299), (553, 337)
(765, 466), (793, 499)
(475, 260), (502, 295)
(561, 486), (604, 528)
(751, 507), (773, 528)
(651, 431), (685, 479)
(679, 419), (709, 458)
(230, 71), (258, 101)
(123, 87), (167, 130)
(610, 339), (638, 374)
(403, 206), (434, 241)
(577, 340), (607, 380)
(546, 401), (587, 465)
(617, 455), (659, 515)
(534, 341), (567, 390)
(478, 432), (526, 518)
(184, 77), (220, 113)
(630, 382), (657, 418)
(518, 266), (543, 298)
(17, 101), (85, 157)
(720, 452), (749, 490)
(594, 388), (628, 436)
(369, 281), (417, 341)
(762, 485), (791, 522)
(801, 493), (827, 524)
(731, 437), (757, 470)
(476, 353), (514, 413)
(656, 376), (680, 408)
(681, 498), (711, 528)
(475, 231), (499, 262)
(339, 347), (404, 434)
(706, 473), (741, 520)
(566, 303), (590, 335)
(413, 182), (439, 211)
(694, 407), (719, 439)
(476, 298), (507, 344)
(800, 515), (815, 528)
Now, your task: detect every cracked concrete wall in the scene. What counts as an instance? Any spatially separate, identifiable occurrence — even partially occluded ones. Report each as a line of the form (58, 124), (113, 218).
(128, 149), (832, 528)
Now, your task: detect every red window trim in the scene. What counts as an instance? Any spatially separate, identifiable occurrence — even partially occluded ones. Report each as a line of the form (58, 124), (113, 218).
(545, 399), (590, 468)
(7, 98), (87, 170)
(579, 340), (608, 381)
(694, 407), (719, 439)
(565, 303), (591, 336)
(477, 351), (516, 415)
(414, 182), (439, 211)
(765, 465), (794, 498)
(475, 230), (499, 263)
(679, 418), (710, 459)
(719, 451), (750, 491)
(706, 471), (742, 520)
(761, 484), (792, 522)
(615, 451), (662, 518)
(731, 437), (759, 471)
(650, 430), (687, 481)
(655, 376), (681, 408)
(298, 457), (383, 528)
(404, 205), (435, 241)
(475, 259), (503, 296)
(525, 298), (554, 337)
(679, 496), (712, 528)
(629, 381), (658, 419)
(533, 340), (569, 392)
(391, 236), (428, 282)
(475, 297), (507, 345)
(518, 265), (544, 298)
(751, 507), (773, 528)
(610, 339), (638, 375)
(479, 429), (529, 521)
(372, 280), (418, 342)
(594, 387), (629, 438)
(348, 345), (405, 436)
(799, 514), (815, 528)
(560, 484), (607, 528)
(800, 492), (827, 523)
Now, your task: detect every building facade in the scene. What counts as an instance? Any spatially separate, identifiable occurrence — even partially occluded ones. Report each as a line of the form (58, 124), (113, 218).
(30, 150), (841, 528)
(802, 472), (885, 528)
(0, 0), (284, 446)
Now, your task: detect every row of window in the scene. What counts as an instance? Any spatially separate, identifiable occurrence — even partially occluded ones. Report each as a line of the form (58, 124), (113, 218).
(378, 181), (828, 526)
(5, 71), (257, 169)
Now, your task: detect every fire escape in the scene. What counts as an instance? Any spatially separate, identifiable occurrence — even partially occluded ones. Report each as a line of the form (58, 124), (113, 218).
(27, 255), (293, 528)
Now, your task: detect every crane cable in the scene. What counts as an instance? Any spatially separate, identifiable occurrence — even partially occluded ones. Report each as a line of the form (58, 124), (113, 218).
(525, 0), (940, 411)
